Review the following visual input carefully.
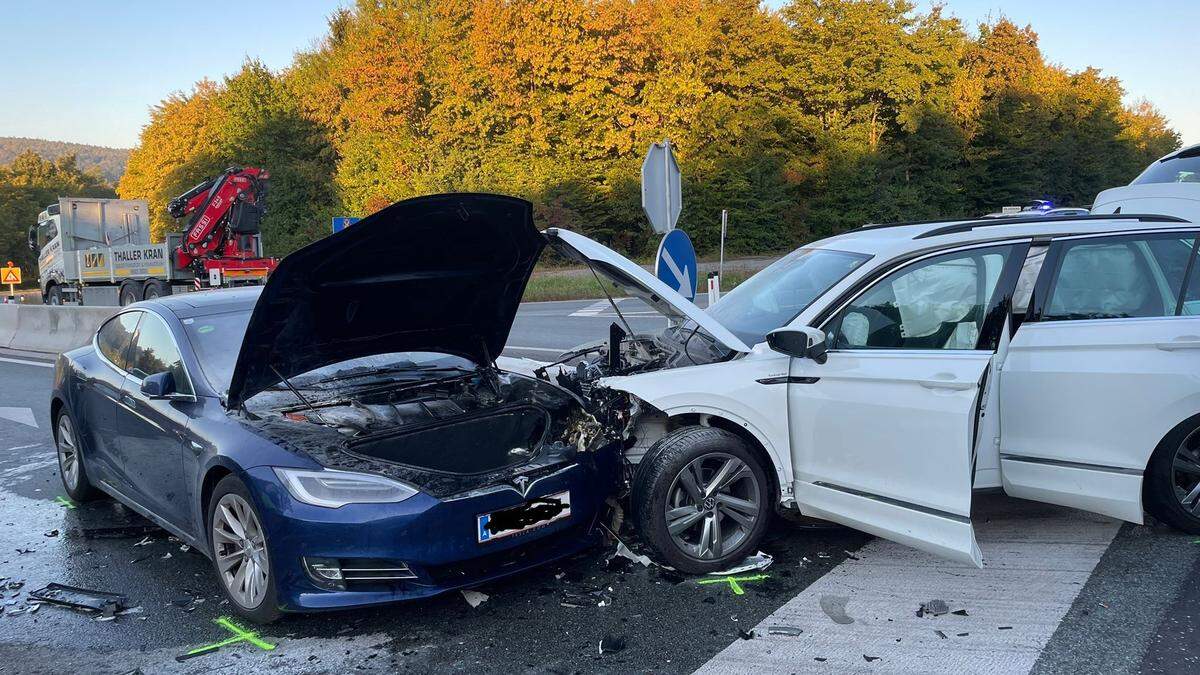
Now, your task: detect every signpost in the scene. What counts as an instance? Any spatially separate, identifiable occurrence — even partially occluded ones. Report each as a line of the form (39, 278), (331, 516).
(331, 217), (360, 234)
(655, 229), (698, 302)
(2, 262), (20, 303)
(641, 139), (682, 234)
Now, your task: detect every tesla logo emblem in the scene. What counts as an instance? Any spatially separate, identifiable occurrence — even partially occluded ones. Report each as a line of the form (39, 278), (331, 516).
(512, 476), (531, 495)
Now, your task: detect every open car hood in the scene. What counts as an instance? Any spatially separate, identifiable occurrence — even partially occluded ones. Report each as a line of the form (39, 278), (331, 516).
(544, 228), (751, 353)
(226, 194), (543, 409)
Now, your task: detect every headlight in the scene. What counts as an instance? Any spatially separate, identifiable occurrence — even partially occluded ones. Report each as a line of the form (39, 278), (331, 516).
(272, 468), (418, 508)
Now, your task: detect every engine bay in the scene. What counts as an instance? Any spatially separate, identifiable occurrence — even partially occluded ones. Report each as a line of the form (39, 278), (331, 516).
(240, 367), (616, 498)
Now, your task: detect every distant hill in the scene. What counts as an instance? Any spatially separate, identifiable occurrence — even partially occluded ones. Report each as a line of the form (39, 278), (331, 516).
(0, 137), (129, 183)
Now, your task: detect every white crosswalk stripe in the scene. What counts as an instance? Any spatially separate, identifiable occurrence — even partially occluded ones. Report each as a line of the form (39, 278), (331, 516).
(569, 299), (616, 317)
(696, 496), (1121, 674)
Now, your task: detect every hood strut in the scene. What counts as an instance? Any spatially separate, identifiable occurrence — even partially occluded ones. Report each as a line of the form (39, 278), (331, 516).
(584, 258), (649, 361)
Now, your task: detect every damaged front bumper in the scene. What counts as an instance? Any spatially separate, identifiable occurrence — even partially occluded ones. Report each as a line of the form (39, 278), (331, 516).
(240, 442), (620, 612)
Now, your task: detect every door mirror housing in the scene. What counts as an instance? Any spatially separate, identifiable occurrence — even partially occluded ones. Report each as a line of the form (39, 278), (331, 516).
(27, 227), (39, 254)
(766, 326), (828, 364)
(141, 371), (178, 399)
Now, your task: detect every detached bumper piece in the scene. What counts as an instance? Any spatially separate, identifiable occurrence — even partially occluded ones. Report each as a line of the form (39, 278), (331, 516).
(304, 557), (418, 591)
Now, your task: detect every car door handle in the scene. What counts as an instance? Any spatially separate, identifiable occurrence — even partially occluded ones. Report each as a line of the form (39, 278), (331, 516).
(120, 393), (137, 407)
(918, 375), (974, 391)
(1156, 337), (1200, 351)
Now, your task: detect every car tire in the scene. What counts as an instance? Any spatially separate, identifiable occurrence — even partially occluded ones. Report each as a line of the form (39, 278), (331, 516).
(118, 282), (141, 307)
(142, 279), (168, 300)
(1144, 415), (1200, 534)
(45, 285), (63, 306)
(54, 409), (103, 502)
(631, 426), (772, 574)
(207, 475), (282, 624)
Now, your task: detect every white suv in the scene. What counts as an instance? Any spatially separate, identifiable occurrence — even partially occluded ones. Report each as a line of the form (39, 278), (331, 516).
(544, 212), (1200, 572)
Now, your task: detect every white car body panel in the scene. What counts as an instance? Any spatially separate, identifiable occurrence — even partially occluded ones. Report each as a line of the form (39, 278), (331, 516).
(600, 344), (795, 493)
(1093, 183), (1200, 223)
(1000, 316), (1200, 522)
(787, 350), (989, 567)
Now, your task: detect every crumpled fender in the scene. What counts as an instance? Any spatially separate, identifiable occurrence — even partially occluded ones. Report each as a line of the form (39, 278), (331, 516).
(599, 349), (794, 489)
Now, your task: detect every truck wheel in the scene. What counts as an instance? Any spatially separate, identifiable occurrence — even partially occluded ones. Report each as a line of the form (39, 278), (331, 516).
(143, 279), (169, 300)
(118, 282), (142, 306)
(45, 286), (63, 305)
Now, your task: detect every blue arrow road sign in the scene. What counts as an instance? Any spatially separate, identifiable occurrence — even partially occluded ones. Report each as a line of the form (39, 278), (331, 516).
(655, 229), (698, 302)
(332, 217), (360, 233)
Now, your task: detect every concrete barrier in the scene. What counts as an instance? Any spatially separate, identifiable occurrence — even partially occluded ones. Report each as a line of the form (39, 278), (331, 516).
(1, 304), (117, 354)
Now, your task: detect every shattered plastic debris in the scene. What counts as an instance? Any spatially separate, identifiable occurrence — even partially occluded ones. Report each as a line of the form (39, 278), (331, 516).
(917, 599), (949, 617)
(29, 583), (129, 615)
(598, 634), (626, 655)
(708, 551), (773, 576)
(460, 590), (489, 608)
(767, 625), (805, 636)
(819, 594), (854, 625)
(935, 630), (948, 639)
(863, 654), (881, 662)
(133, 537), (153, 547)
(737, 628), (755, 640)
(43, 529), (59, 537)
(612, 541), (652, 568)
(951, 609), (969, 616)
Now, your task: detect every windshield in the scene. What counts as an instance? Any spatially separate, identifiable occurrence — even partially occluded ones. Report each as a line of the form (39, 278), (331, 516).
(180, 309), (474, 395)
(1132, 152), (1200, 185)
(706, 247), (870, 346)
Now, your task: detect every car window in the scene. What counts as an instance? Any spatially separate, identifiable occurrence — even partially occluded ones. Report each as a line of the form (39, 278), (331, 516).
(96, 312), (141, 371)
(127, 313), (193, 395)
(1131, 152), (1200, 185)
(181, 310), (251, 394)
(831, 245), (1015, 350)
(1043, 234), (1195, 321)
(706, 248), (871, 347)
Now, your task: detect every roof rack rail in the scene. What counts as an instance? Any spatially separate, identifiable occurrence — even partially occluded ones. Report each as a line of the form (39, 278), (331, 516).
(913, 213), (1188, 240)
(856, 216), (976, 232)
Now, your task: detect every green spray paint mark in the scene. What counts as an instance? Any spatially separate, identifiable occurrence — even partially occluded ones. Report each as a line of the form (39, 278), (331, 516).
(54, 496), (75, 509)
(177, 617), (276, 661)
(696, 573), (770, 595)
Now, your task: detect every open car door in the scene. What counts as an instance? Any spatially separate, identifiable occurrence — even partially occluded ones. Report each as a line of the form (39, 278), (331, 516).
(785, 241), (1028, 567)
(787, 351), (989, 567)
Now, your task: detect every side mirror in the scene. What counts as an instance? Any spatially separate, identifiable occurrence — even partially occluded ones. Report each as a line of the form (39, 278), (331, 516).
(27, 227), (38, 254)
(141, 371), (177, 399)
(766, 326), (828, 364)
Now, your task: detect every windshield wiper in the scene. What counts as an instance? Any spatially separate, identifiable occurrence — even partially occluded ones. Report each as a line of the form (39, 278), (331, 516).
(271, 366), (330, 425)
(309, 365), (472, 386)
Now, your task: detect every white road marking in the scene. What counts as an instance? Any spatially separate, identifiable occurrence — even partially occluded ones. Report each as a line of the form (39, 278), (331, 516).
(570, 299), (615, 317)
(0, 407), (38, 429)
(696, 497), (1121, 674)
(1, 457), (56, 478)
(0, 356), (53, 368)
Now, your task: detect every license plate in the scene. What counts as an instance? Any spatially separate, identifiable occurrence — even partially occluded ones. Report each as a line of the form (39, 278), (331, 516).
(477, 491), (571, 543)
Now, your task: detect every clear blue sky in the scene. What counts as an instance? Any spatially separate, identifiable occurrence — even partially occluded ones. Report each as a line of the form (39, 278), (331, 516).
(1, 1), (1195, 149)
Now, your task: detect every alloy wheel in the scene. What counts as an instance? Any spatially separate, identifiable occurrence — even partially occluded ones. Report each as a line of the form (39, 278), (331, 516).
(56, 415), (79, 490)
(212, 493), (270, 609)
(664, 452), (761, 560)
(1173, 427), (1200, 517)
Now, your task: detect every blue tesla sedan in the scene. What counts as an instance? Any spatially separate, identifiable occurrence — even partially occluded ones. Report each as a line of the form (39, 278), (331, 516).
(50, 194), (620, 622)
